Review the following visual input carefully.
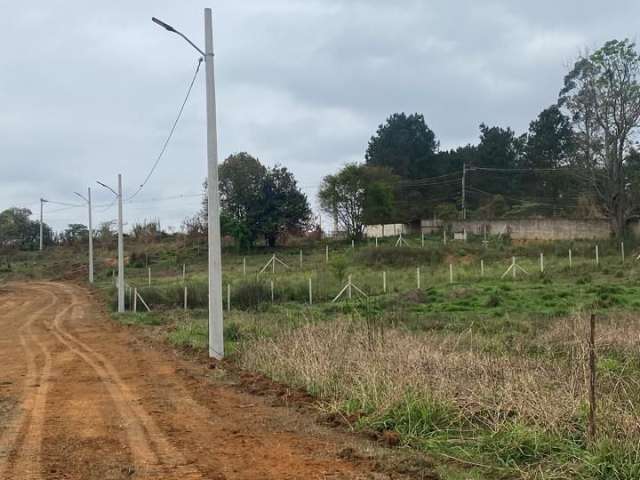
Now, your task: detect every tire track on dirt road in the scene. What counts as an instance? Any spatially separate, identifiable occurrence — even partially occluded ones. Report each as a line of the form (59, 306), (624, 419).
(0, 286), (60, 479)
(46, 283), (202, 479)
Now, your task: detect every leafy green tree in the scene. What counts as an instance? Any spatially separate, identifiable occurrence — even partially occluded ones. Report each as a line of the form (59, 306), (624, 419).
(365, 113), (439, 178)
(0, 207), (52, 250)
(258, 166), (311, 247)
(559, 39), (640, 236)
(524, 105), (575, 169)
(319, 165), (396, 240)
(469, 124), (526, 211)
(200, 153), (311, 247)
(62, 224), (89, 245)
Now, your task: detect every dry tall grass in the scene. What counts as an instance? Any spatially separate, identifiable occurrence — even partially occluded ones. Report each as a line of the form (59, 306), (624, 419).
(239, 313), (640, 444)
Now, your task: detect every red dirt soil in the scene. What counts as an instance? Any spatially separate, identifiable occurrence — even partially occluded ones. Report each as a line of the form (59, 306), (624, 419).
(0, 282), (412, 480)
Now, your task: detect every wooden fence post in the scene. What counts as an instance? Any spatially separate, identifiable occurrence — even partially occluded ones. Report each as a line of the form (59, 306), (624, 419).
(588, 313), (597, 443)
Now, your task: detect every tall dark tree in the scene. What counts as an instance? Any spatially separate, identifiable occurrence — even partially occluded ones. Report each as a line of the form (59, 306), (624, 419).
(258, 166), (312, 247)
(518, 106), (577, 212)
(523, 105), (575, 169)
(365, 113), (439, 178)
(200, 153), (310, 247)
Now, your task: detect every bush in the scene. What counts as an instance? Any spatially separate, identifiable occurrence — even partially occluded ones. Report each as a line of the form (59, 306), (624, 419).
(231, 280), (272, 310)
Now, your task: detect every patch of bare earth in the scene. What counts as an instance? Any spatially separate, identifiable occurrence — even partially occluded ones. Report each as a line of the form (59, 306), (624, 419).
(0, 281), (435, 479)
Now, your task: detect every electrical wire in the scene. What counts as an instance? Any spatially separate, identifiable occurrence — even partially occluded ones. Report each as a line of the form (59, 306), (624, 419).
(126, 57), (203, 202)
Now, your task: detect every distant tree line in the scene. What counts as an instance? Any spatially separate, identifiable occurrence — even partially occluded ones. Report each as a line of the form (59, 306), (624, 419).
(320, 39), (640, 239)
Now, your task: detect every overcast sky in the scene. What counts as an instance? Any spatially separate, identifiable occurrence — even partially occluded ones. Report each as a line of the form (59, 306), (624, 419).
(1, 0), (638, 232)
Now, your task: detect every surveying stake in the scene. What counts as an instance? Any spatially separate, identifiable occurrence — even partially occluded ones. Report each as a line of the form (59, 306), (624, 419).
(501, 256), (529, 279)
(258, 254), (290, 275)
(395, 231), (410, 247)
(332, 275), (368, 302)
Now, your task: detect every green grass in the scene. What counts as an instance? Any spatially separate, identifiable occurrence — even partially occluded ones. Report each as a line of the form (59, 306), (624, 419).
(8, 234), (640, 479)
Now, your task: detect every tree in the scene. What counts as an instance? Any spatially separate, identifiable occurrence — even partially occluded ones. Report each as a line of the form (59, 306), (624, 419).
(258, 166), (312, 247)
(524, 105), (575, 169)
(365, 113), (439, 178)
(62, 224), (89, 245)
(519, 106), (577, 212)
(559, 39), (640, 236)
(0, 207), (52, 250)
(318, 165), (396, 240)
(200, 153), (311, 247)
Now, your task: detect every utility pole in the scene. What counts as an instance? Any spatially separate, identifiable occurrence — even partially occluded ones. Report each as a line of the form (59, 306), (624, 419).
(39, 198), (47, 251)
(117, 174), (124, 313)
(204, 8), (224, 359)
(97, 176), (124, 313)
(461, 162), (466, 220)
(74, 188), (94, 284)
(88, 187), (94, 283)
(152, 9), (224, 358)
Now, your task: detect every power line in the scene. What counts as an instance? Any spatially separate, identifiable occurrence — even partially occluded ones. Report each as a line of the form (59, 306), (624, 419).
(126, 57), (203, 202)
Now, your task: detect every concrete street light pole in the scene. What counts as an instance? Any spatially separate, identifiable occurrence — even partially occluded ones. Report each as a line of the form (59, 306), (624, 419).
(152, 8), (224, 359)
(117, 174), (124, 312)
(97, 175), (125, 313)
(39, 198), (47, 251)
(74, 188), (94, 284)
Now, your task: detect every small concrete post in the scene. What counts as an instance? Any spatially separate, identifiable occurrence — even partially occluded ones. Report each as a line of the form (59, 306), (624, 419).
(449, 264), (453, 284)
(443, 229), (447, 245)
(512, 256), (517, 279)
(421, 232), (425, 248)
(382, 271), (387, 293)
(540, 253), (544, 273)
(308, 277), (312, 305)
(621, 242), (625, 263)
(243, 257), (246, 276)
(351, 239), (354, 249)
(375, 236), (378, 248)
(595, 245), (599, 266)
(569, 249), (572, 268)
(133, 288), (137, 313)
(270, 280), (274, 303)
(481, 259), (484, 277)
(348, 275), (352, 299)
(416, 267), (421, 289)
(184, 286), (188, 311)
(272, 254), (275, 274)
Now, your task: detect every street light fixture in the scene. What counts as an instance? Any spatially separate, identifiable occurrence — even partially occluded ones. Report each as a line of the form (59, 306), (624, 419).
(152, 9), (224, 359)
(97, 175), (125, 313)
(74, 188), (94, 284)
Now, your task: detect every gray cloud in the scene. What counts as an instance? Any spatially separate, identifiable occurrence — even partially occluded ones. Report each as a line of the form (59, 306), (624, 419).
(1, 0), (638, 231)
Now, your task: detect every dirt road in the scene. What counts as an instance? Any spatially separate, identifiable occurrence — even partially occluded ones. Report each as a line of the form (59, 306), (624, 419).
(0, 282), (393, 480)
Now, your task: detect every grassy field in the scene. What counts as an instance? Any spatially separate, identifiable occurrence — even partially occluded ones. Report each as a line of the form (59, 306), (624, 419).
(4, 233), (640, 478)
